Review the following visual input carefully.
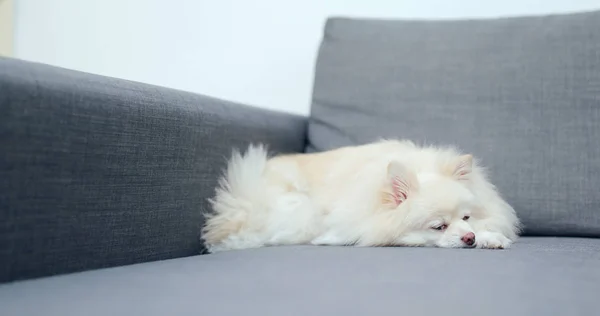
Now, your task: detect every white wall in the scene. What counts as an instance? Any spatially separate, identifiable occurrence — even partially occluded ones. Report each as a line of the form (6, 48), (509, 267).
(14, 0), (600, 115)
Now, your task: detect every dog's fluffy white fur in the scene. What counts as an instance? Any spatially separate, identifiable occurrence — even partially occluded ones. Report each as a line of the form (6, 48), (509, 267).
(202, 140), (520, 253)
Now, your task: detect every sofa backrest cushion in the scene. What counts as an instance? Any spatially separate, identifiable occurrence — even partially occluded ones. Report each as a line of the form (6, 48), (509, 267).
(307, 10), (600, 237)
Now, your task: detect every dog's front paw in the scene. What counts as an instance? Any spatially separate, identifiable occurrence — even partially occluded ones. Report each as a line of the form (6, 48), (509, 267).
(476, 231), (512, 249)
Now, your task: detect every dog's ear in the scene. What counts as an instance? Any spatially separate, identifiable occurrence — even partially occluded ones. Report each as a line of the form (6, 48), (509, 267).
(453, 154), (473, 181)
(384, 161), (419, 207)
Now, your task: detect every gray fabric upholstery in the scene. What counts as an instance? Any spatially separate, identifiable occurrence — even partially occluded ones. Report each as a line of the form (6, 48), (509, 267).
(307, 10), (600, 238)
(0, 57), (307, 283)
(0, 237), (598, 316)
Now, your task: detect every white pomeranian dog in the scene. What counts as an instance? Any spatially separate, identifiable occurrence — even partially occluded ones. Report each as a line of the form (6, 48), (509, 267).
(202, 139), (521, 253)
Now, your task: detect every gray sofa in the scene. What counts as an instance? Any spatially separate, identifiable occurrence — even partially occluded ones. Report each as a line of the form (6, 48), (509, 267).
(1, 10), (600, 316)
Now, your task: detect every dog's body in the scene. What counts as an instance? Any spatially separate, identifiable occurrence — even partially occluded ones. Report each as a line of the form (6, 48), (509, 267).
(202, 140), (520, 253)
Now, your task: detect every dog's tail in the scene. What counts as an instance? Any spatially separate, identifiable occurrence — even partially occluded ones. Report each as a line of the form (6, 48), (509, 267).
(201, 144), (269, 251)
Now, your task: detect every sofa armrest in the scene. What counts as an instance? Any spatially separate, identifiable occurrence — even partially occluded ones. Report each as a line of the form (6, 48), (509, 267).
(0, 57), (307, 283)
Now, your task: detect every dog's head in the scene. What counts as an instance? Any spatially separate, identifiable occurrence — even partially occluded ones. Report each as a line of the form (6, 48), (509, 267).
(383, 155), (480, 248)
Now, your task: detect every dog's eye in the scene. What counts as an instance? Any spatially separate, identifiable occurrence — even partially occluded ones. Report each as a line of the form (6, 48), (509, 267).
(462, 216), (470, 221)
(432, 224), (447, 231)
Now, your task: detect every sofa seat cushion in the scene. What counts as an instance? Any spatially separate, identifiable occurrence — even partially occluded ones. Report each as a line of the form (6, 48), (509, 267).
(1, 237), (598, 316)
